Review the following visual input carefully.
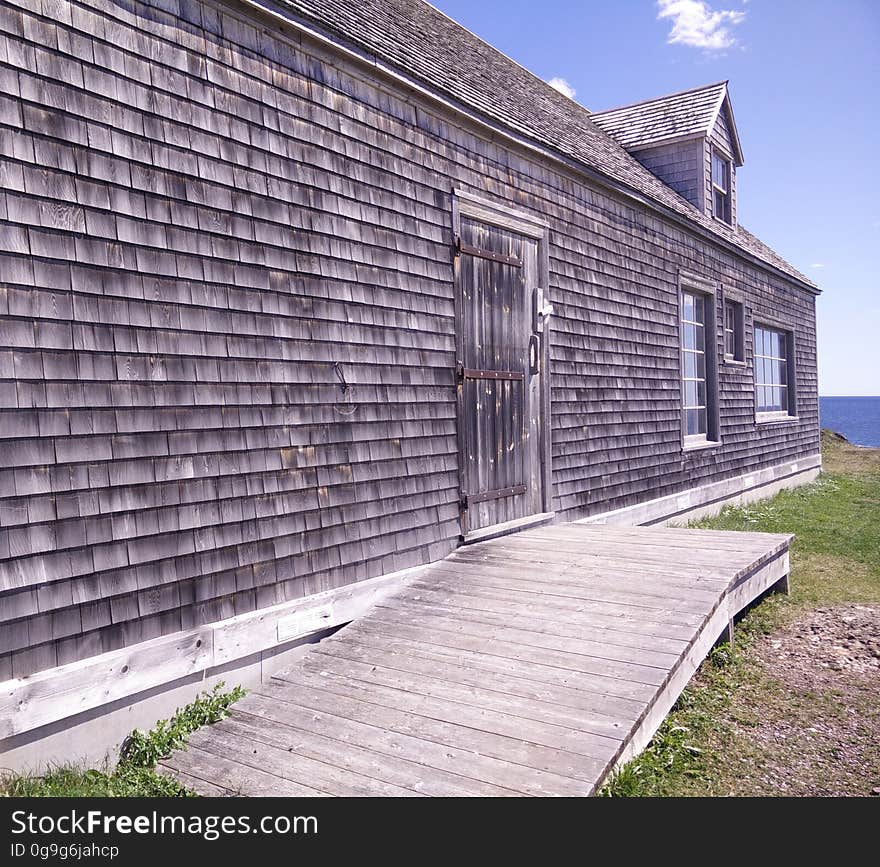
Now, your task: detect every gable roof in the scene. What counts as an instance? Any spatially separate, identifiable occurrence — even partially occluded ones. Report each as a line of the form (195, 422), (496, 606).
(253, 0), (816, 292)
(591, 82), (745, 166)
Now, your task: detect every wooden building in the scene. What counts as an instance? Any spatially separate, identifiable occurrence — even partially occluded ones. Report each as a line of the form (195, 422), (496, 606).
(0, 0), (820, 764)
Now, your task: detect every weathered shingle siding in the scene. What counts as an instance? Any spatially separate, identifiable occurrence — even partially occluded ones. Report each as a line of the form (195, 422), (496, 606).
(706, 108), (737, 225)
(632, 140), (704, 210)
(0, 0), (819, 678)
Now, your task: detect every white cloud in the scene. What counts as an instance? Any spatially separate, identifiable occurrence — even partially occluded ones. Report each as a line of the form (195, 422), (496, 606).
(810, 263), (825, 269)
(657, 0), (746, 51)
(548, 77), (576, 99)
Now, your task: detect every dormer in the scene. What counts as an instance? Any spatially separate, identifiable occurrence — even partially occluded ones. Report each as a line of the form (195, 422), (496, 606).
(592, 82), (744, 227)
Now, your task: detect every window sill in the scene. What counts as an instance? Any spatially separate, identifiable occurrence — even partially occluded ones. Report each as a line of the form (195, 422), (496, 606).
(722, 357), (747, 368)
(682, 438), (722, 453)
(756, 413), (799, 425)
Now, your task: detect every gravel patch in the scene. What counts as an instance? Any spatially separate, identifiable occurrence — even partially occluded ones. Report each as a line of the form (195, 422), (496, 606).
(735, 605), (880, 796)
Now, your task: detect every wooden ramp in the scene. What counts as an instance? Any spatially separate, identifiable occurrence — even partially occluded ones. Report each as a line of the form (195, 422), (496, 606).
(161, 524), (791, 796)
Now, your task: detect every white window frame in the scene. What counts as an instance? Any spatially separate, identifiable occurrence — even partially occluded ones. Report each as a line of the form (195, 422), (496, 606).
(723, 296), (745, 363)
(679, 275), (720, 450)
(754, 323), (797, 422)
(711, 150), (732, 224)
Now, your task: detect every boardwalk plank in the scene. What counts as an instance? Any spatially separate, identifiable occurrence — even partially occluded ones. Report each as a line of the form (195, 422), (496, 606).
(327, 624), (653, 711)
(317, 633), (646, 723)
(389, 586), (693, 649)
(163, 742), (329, 797)
(394, 582), (702, 639)
(163, 523), (791, 796)
(365, 603), (683, 669)
(322, 618), (664, 696)
(412, 562), (724, 604)
(205, 712), (496, 797)
(185, 722), (420, 797)
(300, 652), (626, 751)
(410, 569), (716, 615)
(258, 676), (599, 793)
(235, 692), (558, 796)
(309, 641), (634, 738)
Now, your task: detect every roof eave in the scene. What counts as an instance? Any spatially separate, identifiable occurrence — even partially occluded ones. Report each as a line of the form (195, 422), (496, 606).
(234, 0), (818, 295)
(707, 85), (745, 166)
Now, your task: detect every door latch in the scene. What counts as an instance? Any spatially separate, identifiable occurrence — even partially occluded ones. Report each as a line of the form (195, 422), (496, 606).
(532, 287), (554, 332)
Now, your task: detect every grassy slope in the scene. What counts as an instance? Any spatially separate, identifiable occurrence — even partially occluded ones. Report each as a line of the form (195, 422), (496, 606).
(602, 431), (880, 796)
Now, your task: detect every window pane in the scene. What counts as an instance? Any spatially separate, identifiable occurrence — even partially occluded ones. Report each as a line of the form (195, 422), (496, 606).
(686, 408), (707, 436)
(682, 324), (696, 349)
(682, 292), (695, 320)
(681, 288), (713, 439)
(712, 153), (728, 190)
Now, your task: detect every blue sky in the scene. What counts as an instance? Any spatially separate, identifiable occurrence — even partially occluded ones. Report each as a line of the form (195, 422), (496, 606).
(432, 0), (879, 396)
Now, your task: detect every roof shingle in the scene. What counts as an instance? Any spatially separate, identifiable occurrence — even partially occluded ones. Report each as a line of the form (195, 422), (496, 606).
(591, 82), (743, 163)
(264, 0), (817, 291)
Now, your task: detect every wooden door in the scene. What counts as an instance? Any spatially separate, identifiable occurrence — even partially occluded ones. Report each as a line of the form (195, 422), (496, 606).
(456, 216), (544, 534)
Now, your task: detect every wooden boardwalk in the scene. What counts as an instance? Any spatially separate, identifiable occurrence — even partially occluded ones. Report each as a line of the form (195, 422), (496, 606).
(161, 524), (791, 796)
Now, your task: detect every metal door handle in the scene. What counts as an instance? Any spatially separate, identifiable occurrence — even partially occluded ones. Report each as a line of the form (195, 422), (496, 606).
(529, 334), (540, 375)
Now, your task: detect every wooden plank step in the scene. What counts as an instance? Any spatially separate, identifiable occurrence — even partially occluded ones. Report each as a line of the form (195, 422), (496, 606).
(206, 711), (494, 797)
(331, 624), (652, 711)
(418, 559), (728, 600)
(162, 741), (329, 797)
(410, 569), (716, 617)
(271, 665), (618, 770)
(235, 691), (555, 797)
(367, 601), (683, 669)
(318, 633), (646, 724)
(260, 675), (599, 793)
(391, 585), (694, 648)
(185, 721), (421, 797)
(337, 617), (664, 697)
(448, 547), (735, 587)
(300, 651), (627, 748)
(394, 582), (701, 640)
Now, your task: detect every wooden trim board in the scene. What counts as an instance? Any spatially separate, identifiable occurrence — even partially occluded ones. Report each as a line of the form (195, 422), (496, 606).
(577, 453), (821, 528)
(0, 565), (425, 742)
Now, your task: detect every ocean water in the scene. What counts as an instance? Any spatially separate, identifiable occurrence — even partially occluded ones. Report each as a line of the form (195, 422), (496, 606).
(819, 396), (880, 448)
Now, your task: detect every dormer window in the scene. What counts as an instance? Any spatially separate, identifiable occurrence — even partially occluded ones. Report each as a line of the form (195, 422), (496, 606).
(712, 150), (732, 224)
(592, 82), (744, 225)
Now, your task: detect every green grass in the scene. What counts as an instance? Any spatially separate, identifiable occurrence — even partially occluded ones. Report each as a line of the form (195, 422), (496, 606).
(1, 682), (245, 797)
(602, 431), (880, 797)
